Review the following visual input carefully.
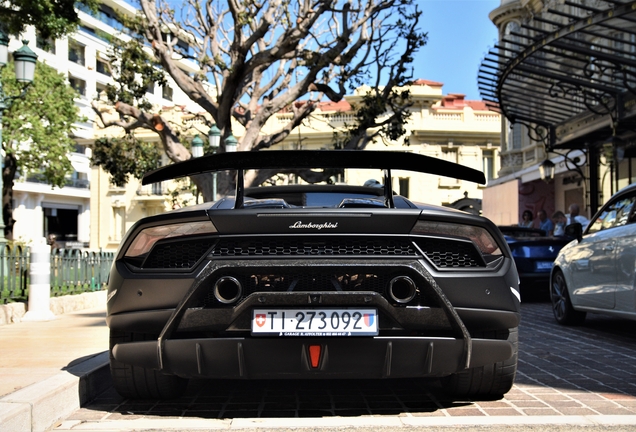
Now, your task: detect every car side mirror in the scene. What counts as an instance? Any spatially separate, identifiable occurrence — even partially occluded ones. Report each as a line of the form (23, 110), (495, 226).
(565, 222), (583, 242)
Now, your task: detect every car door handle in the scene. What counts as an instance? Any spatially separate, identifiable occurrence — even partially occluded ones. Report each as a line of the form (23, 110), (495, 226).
(602, 245), (614, 251)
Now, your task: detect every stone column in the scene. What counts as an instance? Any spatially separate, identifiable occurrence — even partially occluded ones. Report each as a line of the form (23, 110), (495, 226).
(23, 238), (55, 321)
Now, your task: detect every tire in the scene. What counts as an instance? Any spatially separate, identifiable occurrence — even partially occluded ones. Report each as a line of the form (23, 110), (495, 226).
(442, 327), (518, 399)
(109, 330), (188, 399)
(550, 269), (586, 325)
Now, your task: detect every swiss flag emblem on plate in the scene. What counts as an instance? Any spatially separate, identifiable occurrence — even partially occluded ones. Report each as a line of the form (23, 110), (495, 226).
(364, 313), (374, 327)
(255, 314), (267, 327)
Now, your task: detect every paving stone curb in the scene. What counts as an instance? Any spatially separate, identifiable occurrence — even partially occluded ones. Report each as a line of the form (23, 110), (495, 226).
(53, 414), (636, 431)
(0, 352), (110, 432)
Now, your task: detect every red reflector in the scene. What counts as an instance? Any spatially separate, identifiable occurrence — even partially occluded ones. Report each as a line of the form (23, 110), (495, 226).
(309, 345), (321, 368)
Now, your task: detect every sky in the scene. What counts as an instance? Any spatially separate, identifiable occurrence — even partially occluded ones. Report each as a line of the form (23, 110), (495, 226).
(414, 0), (500, 100)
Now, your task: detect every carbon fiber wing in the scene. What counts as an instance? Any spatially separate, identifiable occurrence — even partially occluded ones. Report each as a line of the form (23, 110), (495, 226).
(142, 150), (486, 185)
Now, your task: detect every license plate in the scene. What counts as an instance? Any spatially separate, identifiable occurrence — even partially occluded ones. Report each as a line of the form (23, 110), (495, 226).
(535, 261), (553, 271)
(252, 308), (378, 336)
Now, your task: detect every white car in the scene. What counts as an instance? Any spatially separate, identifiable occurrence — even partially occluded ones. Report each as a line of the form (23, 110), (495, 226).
(550, 182), (636, 324)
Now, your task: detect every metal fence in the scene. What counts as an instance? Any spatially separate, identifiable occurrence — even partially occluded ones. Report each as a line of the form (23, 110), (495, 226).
(0, 245), (29, 304)
(50, 248), (114, 297)
(0, 246), (115, 304)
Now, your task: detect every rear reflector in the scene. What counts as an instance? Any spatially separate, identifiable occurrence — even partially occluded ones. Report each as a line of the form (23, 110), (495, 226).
(309, 345), (321, 368)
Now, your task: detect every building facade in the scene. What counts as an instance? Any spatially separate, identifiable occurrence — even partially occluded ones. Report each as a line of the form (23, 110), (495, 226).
(4, 0), (201, 248)
(4, 0), (137, 247)
(480, 0), (636, 226)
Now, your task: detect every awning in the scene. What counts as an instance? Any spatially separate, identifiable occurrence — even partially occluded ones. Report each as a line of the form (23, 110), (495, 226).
(478, 0), (636, 150)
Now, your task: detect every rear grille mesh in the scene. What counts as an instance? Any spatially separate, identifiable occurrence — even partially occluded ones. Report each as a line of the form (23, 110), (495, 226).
(415, 238), (484, 268)
(212, 238), (416, 257)
(137, 236), (485, 270)
(143, 239), (215, 269)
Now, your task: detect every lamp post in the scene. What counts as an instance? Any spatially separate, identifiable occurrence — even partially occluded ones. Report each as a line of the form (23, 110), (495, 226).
(208, 125), (220, 201)
(190, 135), (204, 204)
(0, 35), (38, 244)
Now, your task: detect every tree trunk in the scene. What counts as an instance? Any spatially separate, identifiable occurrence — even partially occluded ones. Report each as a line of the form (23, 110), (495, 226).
(2, 154), (18, 240)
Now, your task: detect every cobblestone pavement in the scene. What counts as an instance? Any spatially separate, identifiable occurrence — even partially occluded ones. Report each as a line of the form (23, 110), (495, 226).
(55, 300), (636, 429)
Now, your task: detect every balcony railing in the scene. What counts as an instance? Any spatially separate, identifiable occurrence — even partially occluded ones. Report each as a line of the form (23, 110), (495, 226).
(24, 174), (90, 189)
(137, 182), (165, 196)
(75, 2), (126, 32)
(431, 113), (463, 121)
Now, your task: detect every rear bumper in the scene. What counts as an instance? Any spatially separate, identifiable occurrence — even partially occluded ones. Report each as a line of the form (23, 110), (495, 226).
(112, 335), (514, 379)
(108, 257), (520, 380)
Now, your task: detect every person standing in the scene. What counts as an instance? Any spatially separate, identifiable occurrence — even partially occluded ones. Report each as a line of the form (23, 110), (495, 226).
(46, 233), (60, 250)
(552, 211), (567, 236)
(537, 209), (554, 235)
(519, 210), (534, 228)
(567, 203), (589, 230)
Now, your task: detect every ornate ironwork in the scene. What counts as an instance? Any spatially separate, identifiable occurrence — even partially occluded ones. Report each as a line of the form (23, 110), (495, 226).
(478, 0), (636, 148)
(548, 79), (616, 117)
(513, 120), (551, 149)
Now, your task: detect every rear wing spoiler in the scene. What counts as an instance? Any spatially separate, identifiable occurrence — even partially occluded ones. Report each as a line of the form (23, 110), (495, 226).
(142, 150), (486, 209)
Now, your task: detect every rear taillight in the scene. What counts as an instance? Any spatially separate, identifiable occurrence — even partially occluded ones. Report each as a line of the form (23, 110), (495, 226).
(411, 220), (502, 257)
(125, 221), (217, 258)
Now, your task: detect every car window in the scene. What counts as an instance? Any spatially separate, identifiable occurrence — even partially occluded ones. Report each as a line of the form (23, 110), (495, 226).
(616, 196), (636, 226)
(588, 210), (609, 233)
(588, 194), (636, 233)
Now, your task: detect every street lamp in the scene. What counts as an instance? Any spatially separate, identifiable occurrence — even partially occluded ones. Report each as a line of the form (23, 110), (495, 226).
(225, 134), (238, 152)
(208, 124), (220, 152)
(0, 32), (8, 66)
(13, 41), (38, 82)
(539, 159), (555, 183)
(191, 134), (204, 158)
(0, 35), (38, 244)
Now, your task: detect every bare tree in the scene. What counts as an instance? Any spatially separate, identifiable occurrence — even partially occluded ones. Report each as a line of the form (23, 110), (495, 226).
(92, 0), (425, 199)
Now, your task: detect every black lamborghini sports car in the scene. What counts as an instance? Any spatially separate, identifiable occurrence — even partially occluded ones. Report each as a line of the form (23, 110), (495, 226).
(106, 150), (521, 400)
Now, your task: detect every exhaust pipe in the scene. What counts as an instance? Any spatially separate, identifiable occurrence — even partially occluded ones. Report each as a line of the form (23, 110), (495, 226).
(214, 276), (243, 304)
(388, 276), (417, 304)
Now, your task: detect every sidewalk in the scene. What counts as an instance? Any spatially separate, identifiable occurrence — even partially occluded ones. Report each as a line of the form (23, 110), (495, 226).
(0, 295), (111, 432)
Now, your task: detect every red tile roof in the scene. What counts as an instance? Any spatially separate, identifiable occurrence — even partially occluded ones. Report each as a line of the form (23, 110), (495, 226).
(411, 79), (444, 86)
(434, 93), (492, 111)
(317, 99), (351, 112)
(273, 80), (494, 115)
